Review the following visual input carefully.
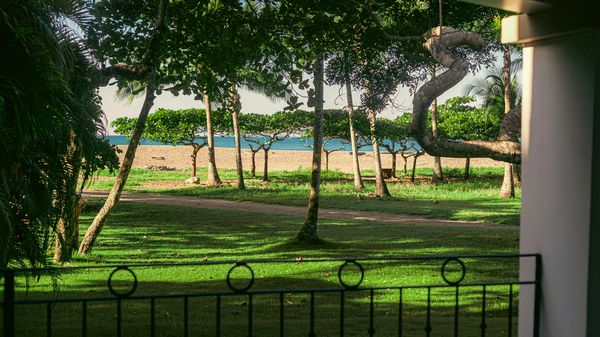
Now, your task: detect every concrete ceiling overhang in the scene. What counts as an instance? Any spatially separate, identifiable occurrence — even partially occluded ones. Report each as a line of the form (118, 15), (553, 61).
(460, 0), (555, 14)
(461, 1), (600, 44)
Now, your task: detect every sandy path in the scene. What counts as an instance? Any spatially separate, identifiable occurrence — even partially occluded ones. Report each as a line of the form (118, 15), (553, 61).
(83, 191), (501, 228)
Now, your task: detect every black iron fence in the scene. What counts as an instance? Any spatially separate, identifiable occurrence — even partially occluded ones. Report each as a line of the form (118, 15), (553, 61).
(1, 254), (541, 337)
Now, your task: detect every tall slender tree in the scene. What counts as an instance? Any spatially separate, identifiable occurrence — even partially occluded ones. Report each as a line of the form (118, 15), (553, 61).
(499, 46), (515, 198)
(297, 56), (324, 243)
(228, 83), (245, 189)
(79, 0), (170, 255)
(365, 93), (391, 197)
(204, 93), (222, 186)
(345, 80), (365, 189)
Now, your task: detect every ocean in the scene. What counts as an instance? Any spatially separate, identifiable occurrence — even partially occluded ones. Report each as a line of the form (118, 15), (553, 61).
(106, 135), (378, 152)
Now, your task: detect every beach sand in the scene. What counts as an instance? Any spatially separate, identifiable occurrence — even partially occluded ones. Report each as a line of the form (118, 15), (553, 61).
(118, 145), (503, 173)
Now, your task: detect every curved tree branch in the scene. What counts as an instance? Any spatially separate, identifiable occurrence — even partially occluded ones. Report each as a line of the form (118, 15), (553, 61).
(411, 26), (521, 164)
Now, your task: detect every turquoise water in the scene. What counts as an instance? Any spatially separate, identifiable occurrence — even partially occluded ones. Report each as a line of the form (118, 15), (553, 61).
(106, 135), (420, 152)
(106, 135), (376, 152)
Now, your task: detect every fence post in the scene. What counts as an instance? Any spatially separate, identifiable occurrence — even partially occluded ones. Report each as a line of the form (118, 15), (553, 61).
(3, 269), (15, 337)
(533, 254), (542, 337)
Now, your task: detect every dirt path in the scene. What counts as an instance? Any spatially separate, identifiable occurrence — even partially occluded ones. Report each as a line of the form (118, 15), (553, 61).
(83, 191), (501, 228)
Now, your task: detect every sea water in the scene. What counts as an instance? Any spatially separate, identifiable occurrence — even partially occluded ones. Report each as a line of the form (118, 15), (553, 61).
(105, 135), (420, 152)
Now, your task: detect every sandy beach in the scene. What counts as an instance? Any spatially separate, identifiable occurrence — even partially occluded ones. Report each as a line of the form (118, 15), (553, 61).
(119, 145), (503, 173)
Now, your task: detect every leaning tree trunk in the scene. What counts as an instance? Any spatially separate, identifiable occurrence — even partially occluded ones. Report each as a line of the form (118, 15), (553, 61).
(78, 0), (168, 255)
(410, 152), (425, 183)
(411, 153), (419, 183)
(204, 93), (222, 186)
(79, 72), (158, 255)
(69, 197), (85, 251)
(345, 79), (364, 190)
(55, 130), (82, 263)
(499, 45), (515, 198)
(297, 56), (324, 243)
(410, 27), (521, 164)
(464, 157), (471, 180)
(367, 106), (390, 197)
(430, 68), (444, 184)
(229, 83), (245, 189)
(262, 148), (270, 182)
(391, 152), (397, 178)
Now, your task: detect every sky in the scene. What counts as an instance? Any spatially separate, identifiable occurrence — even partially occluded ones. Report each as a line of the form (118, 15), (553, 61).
(99, 69), (482, 134)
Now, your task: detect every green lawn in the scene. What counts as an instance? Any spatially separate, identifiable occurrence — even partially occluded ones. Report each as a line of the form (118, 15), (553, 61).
(8, 200), (525, 337)
(87, 166), (521, 225)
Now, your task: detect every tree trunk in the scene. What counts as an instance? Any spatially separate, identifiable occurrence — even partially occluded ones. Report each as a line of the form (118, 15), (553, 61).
(229, 83), (245, 189)
(69, 197), (85, 251)
(411, 27), (521, 164)
(250, 148), (257, 177)
(55, 130), (81, 263)
(411, 154), (418, 183)
(345, 79), (364, 190)
(324, 151), (330, 172)
(430, 73), (444, 184)
(402, 153), (409, 175)
(499, 163), (515, 198)
(367, 106), (390, 197)
(500, 45), (515, 198)
(391, 153), (397, 178)
(205, 93), (222, 186)
(191, 145), (200, 177)
(513, 164), (521, 185)
(79, 71), (158, 255)
(464, 157), (470, 180)
(297, 56), (324, 243)
(262, 148), (269, 182)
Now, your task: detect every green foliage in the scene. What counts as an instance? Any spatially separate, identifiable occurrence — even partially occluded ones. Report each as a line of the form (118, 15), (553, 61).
(376, 115), (413, 153)
(437, 96), (503, 141)
(301, 109), (370, 148)
(0, 0), (105, 267)
(112, 108), (234, 146)
(240, 110), (311, 148)
(88, 139), (121, 178)
(464, 61), (522, 115)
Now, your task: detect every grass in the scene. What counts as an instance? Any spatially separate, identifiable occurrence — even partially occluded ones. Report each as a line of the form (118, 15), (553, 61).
(87, 166), (521, 225)
(8, 200), (524, 337)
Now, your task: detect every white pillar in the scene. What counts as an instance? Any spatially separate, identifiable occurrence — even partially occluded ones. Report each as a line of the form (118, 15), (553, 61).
(519, 31), (600, 337)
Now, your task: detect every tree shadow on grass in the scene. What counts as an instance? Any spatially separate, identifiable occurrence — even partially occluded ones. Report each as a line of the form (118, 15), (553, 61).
(76, 201), (518, 265)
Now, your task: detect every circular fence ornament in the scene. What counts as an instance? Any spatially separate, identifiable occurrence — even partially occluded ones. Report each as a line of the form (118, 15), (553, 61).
(441, 258), (466, 286)
(108, 266), (138, 298)
(337, 260), (364, 289)
(226, 262), (255, 293)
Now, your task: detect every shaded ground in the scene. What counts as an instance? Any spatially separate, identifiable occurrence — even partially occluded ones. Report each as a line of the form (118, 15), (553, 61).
(83, 191), (502, 228)
(9, 201), (521, 337)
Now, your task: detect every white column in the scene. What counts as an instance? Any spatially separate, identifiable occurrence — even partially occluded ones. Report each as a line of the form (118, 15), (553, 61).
(519, 31), (600, 337)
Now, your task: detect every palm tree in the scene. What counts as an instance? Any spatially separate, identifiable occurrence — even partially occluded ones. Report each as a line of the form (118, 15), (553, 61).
(0, 0), (107, 266)
(465, 48), (522, 198)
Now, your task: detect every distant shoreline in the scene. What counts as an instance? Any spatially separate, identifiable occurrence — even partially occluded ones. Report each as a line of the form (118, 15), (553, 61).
(106, 135), (420, 152)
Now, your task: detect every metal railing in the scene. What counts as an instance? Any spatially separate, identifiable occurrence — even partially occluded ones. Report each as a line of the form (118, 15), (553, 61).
(1, 254), (541, 337)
